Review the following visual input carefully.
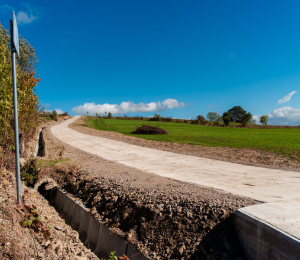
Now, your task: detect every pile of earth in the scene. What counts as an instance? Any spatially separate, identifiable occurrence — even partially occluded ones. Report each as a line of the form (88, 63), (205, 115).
(47, 166), (257, 260)
(131, 125), (168, 135)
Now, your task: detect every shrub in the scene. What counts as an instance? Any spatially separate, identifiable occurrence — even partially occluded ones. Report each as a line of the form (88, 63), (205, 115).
(161, 117), (172, 122)
(184, 120), (188, 123)
(49, 111), (58, 121)
(197, 115), (207, 125)
(191, 119), (199, 125)
(108, 112), (112, 119)
(223, 116), (231, 126)
(213, 120), (220, 126)
(21, 158), (41, 187)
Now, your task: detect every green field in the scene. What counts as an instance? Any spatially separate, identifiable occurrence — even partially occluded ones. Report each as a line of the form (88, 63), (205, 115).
(82, 117), (300, 161)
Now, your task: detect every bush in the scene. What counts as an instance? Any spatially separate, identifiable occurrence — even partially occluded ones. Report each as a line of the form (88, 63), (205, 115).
(213, 120), (220, 126)
(222, 111), (232, 126)
(161, 117), (172, 122)
(184, 120), (188, 123)
(21, 158), (41, 187)
(108, 112), (112, 119)
(131, 124), (168, 135)
(49, 111), (58, 121)
(191, 119), (199, 125)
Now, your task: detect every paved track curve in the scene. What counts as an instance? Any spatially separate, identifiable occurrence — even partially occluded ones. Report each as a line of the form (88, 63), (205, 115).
(51, 116), (300, 203)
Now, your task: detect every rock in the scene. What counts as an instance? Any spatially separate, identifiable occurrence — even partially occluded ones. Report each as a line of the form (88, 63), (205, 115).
(157, 204), (164, 210)
(75, 257), (88, 260)
(177, 244), (186, 256)
(55, 226), (62, 230)
(20, 158), (26, 166)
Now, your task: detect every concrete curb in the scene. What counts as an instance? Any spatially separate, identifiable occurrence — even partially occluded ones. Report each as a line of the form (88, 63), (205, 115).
(236, 206), (300, 260)
(49, 188), (150, 260)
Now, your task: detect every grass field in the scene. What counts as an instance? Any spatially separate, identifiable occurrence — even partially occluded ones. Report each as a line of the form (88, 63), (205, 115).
(82, 117), (300, 161)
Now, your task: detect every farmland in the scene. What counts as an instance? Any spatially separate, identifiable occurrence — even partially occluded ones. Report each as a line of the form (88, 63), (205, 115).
(82, 117), (300, 161)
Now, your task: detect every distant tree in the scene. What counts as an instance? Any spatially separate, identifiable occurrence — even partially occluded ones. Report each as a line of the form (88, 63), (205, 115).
(108, 112), (112, 118)
(197, 115), (206, 124)
(260, 115), (269, 125)
(87, 111), (89, 115)
(206, 112), (220, 122)
(226, 106), (252, 126)
(96, 113), (98, 117)
(222, 112), (231, 126)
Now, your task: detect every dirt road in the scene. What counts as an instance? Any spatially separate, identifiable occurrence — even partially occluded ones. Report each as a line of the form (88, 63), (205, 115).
(51, 116), (300, 203)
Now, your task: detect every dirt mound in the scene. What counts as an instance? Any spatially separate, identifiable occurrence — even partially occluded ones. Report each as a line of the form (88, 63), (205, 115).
(131, 124), (168, 135)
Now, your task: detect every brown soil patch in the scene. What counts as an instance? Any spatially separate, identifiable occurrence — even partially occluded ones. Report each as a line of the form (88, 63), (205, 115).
(70, 116), (300, 172)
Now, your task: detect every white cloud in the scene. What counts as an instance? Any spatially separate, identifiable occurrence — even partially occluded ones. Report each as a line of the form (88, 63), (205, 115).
(1, 4), (13, 13)
(277, 91), (297, 104)
(16, 4), (40, 25)
(253, 107), (300, 125)
(55, 109), (64, 114)
(252, 115), (260, 124)
(268, 106), (300, 125)
(72, 99), (187, 115)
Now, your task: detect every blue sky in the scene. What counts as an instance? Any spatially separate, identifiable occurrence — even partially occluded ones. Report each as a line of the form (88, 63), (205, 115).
(1, 1), (300, 125)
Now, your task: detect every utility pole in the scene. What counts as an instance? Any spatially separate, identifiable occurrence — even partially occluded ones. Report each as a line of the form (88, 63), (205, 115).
(10, 11), (21, 204)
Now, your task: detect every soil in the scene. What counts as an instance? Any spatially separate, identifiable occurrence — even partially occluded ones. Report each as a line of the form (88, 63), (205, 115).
(132, 125), (168, 135)
(41, 118), (260, 260)
(70, 116), (300, 172)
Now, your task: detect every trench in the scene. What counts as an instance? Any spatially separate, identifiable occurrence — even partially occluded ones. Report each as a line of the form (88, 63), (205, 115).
(35, 128), (45, 157)
(37, 184), (148, 260)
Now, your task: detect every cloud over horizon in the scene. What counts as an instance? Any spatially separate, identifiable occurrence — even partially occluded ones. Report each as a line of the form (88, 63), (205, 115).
(277, 91), (297, 104)
(72, 99), (188, 115)
(253, 106), (300, 125)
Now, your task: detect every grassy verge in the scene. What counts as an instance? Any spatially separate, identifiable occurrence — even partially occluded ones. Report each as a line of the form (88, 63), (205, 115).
(83, 117), (300, 161)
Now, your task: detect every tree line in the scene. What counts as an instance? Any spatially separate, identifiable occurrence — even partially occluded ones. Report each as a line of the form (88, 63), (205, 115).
(202, 106), (268, 126)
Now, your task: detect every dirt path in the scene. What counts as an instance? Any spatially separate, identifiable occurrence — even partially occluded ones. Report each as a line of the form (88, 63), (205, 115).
(51, 116), (300, 203)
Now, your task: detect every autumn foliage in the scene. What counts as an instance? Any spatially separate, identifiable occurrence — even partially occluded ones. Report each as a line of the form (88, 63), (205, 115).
(0, 25), (40, 169)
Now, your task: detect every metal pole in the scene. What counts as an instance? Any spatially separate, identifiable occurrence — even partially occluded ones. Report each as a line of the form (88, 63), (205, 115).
(10, 19), (21, 204)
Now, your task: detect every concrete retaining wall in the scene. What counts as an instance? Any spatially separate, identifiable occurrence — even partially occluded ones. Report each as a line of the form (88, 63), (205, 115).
(235, 205), (300, 260)
(49, 188), (150, 260)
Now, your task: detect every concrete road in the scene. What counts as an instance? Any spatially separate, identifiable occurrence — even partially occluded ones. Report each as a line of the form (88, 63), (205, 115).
(51, 116), (300, 203)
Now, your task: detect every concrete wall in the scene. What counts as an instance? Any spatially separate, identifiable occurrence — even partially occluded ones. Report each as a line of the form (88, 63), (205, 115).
(235, 208), (300, 260)
(49, 189), (150, 260)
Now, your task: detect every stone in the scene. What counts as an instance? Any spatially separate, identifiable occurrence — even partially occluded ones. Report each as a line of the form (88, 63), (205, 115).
(55, 226), (62, 230)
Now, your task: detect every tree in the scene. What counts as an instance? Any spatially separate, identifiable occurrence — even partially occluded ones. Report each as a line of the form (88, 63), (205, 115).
(108, 112), (112, 118)
(0, 25), (40, 164)
(222, 112), (231, 126)
(227, 106), (247, 123)
(206, 112), (220, 122)
(260, 115), (269, 125)
(226, 106), (252, 126)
